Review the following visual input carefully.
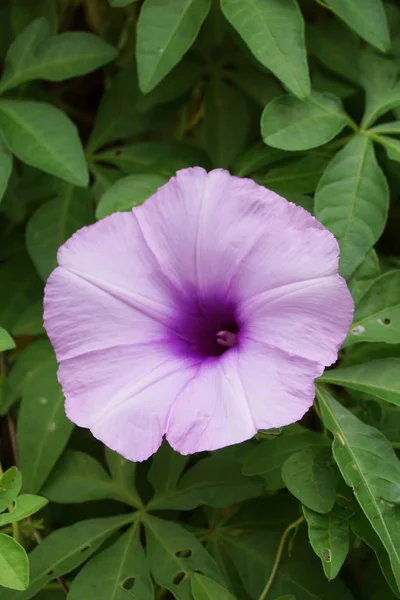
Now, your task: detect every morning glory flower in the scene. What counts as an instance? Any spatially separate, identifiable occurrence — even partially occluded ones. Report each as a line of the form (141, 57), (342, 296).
(44, 168), (353, 462)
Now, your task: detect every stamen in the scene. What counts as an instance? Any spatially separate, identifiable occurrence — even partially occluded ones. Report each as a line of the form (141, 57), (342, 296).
(216, 330), (238, 349)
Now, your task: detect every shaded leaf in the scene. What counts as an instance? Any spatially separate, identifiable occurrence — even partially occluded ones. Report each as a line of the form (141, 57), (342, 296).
(96, 173), (166, 219)
(191, 573), (236, 600)
(259, 152), (330, 196)
(348, 249), (380, 304)
(360, 51), (400, 128)
(0, 257), (42, 333)
(0, 139), (12, 203)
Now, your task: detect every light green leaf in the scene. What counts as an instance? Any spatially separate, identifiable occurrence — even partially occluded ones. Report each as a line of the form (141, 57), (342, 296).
(0, 140), (12, 203)
(315, 135), (389, 280)
(43, 450), (140, 507)
(242, 424), (329, 490)
(0, 328), (15, 352)
(303, 505), (349, 580)
(259, 152), (330, 196)
(0, 468), (22, 513)
(0, 534), (28, 591)
(0, 257), (42, 333)
(26, 184), (93, 280)
(145, 515), (224, 599)
(261, 92), (348, 151)
(221, 0), (310, 98)
(96, 173), (166, 219)
(204, 79), (250, 168)
(67, 524), (153, 600)
(346, 272), (400, 344)
(0, 100), (88, 186)
(191, 573), (236, 600)
(360, 51), (400, 128)
(282, 447), (336, 513)
(319, 358), (400, 407)
(348, 249), (380, 304)
(322, 0), (389, 52)
(17, 360), (74, 493)
(137, 0), (211, 93)
(317, 386), (400, 593)
(0, 495), (48, 527)
(0, 514), (133, 600)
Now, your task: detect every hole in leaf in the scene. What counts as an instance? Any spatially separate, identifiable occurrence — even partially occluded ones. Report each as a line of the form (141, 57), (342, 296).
(175, 548), (192, 558)
(382, 317), (391, 325)
(47, 569), (55, 576)
(172, 571), (186, 585)
(80, 544), (90, 553)
(322, 548), (331, 562)
(122, 576), (136, 590)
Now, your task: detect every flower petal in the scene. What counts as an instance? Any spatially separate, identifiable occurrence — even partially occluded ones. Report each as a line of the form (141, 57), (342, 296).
(60, 344), (199, 462)
(166, 351), (257, 454)
(239, 274), (353, 366)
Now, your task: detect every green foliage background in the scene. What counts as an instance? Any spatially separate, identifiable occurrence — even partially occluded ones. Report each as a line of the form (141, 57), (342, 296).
(1, 0), (400, 598)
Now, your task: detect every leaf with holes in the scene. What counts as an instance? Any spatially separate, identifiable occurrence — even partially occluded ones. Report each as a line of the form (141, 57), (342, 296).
(0, 495), (48, 527)
(136, 0), (211, 93)
(317, 385), (400, 593)
(0, 535), (29, 591)
(261, 92), (348, 151)
(315, 135), (389, 280)
(303, 505), (350, 580)
(220, 0), (310, 98)
(145, 515), (224, 599)
(346, 272), (400, 345)
(322, 0), (389, 52)
(0, 515), (133, 600)
(17, 360), (74, 494)
(319, 358), (400, 407)
(96, 173), (167, 219)
(26, 184), (94, 280)
(43, 450), (140, 507)
(0, 100), (88, 186)
(242, 424), (329, 490)
(282, 447), (337, 514)
(67, 524), (153, 600)
(191, 573), (236, 600)
(0, 468), (22, 514)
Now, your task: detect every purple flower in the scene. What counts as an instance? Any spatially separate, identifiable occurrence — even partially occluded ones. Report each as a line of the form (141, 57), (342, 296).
(44, 168), (353, 462)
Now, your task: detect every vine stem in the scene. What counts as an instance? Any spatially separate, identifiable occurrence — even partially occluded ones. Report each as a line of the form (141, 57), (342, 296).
(257, 516), (305, 600)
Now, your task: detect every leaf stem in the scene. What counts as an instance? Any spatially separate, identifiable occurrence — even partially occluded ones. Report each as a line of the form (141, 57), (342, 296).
(257, 516), (305, 600)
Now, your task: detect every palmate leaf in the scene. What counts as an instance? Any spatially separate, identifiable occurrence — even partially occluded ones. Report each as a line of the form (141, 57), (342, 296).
(67, 524), (153, 600)
(319, 358), (400, 407)
(315, 135), (389, 280)
(317, 386), (400, 594)
(220, 0), (310, 98)
(136, 0), (211, 93)
(0, 515), (133, 600)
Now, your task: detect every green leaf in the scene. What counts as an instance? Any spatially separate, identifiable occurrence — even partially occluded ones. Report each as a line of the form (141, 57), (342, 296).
(372, 134), (400, 163)
(0, 495), (48, 527)
(0, 468), (22, 513)
(10, 0), (57, 37)
(109, 0), (138, 5)
(26, 184), (94, 280)
(137, 0), (211, 93)
(148, 441), (192, 508)
(261, 92), (348, 151)
(104, 448), (140, 503)
(232, 145), (288, 178)
(346, 272), (400, 344)
(43, 450), (140, 507)
(242, 424), (329, 490)
(0, 100), (88, 186)
(282, 447), (337, 513)
(317, 385), (400, 593)
(315, 135), (389, 280)
(0, 514), (133, 600)
(348, 249), (380, 304)
(204, 80), (250, 168)
(319, 359), (400, 407)
(145, 515), (224, 599)
(227, 67), (283, 107)
(67, 524), (153, 600)
(360, 51), (400, 128)
(191, 573), (236, 600)
(0, 328), (15, 352)
(220, 0), (310, 98)
(96, 173), (167, 219)
(0, 257), (42, 333)
(0, 139), (12, 203)
(370, 121), (400, 135)
(17, 360), (74, 493)
(0, 534), (28, 591)
(12, 302), (45, 337)
(303, 505), (350, 580)
(95, 140), (210, 177)
(258, 152), (331, 196)
(322, 0), (389, 52)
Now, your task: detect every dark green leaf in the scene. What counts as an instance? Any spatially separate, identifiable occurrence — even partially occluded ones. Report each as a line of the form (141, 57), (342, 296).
(360, 51), (400, 128)
(348, 249), (380, 304)
(191, 573), (236, 600)
(259, 152), (330, 196)
(0, 257), (42, 333)
(0, 139), (12, 204)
